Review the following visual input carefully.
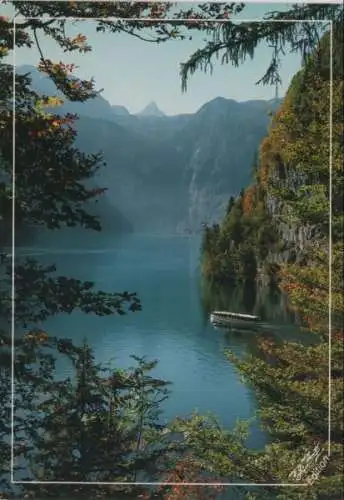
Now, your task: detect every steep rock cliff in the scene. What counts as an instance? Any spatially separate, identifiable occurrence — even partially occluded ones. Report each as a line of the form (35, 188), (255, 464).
(257, 28), (343, 272)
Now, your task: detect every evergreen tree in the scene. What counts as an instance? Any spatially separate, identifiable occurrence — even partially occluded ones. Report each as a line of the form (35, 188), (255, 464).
(226, 195), (235, 216)
(181, 4), (342, 92)
(190, 11), (343, 500)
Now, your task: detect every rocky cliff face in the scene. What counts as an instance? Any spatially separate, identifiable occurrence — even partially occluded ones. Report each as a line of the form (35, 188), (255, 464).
(179, 98), (274, 229)
(255, 29), (341, 274)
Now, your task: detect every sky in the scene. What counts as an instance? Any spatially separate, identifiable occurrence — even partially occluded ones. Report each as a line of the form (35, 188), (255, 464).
(6, 2), (305, 115)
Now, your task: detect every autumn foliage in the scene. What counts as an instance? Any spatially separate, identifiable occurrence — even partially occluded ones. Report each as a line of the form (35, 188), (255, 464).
(242, 186), (256, 215)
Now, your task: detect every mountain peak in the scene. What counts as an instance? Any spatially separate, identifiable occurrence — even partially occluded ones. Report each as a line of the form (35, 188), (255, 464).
(197, 97), (237, 114)
(137, 101), (165, 117)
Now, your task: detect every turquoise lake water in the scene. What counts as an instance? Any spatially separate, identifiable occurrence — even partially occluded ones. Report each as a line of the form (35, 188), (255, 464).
(16, 231), (306, 450)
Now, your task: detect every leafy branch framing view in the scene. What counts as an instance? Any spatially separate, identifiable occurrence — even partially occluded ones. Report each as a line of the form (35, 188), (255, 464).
(0, 1), (343, 499)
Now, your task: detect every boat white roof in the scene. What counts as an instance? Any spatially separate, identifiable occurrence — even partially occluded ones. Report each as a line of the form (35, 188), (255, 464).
(212, 311), (259, 319)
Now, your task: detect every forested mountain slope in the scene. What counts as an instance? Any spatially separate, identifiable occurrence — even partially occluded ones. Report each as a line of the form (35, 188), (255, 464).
(202, 28), (343, 286)
(198, 22), (343, 498)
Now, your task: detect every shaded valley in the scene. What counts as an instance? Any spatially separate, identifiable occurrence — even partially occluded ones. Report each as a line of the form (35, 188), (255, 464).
(18, 65), (280, 234)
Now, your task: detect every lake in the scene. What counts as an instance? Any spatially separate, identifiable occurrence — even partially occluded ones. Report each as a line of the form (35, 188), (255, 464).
(16, 231), (305, 450)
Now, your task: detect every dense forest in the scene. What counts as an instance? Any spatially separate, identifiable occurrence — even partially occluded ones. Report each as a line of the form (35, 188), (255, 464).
(0, 2), (343, 500)
(198, 12), (344, 500)
(201, 27), (343, 289)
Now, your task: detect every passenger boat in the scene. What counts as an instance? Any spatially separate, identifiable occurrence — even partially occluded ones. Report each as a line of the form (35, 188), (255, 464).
(210, 310), (261, 328)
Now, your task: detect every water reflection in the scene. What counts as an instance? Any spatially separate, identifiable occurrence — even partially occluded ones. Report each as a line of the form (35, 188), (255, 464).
(200, 279), (319, 348)
(13, 235), (267, 448)
(13, 234), (318, 454)
(201, 279), (296, 320)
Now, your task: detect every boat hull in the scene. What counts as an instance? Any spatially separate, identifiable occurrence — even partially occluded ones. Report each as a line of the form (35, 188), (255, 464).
(210, 313), (262, 329)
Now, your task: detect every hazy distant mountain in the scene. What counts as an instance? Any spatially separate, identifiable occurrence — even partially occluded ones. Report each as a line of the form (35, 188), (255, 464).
(73, 97), (279, 232)
(17, 65), (130, 123)
(18, 64), (281, 233)
(111, 105), (130, 116)
(137, 101), (165, 117)
(18, 64), (56, 94)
